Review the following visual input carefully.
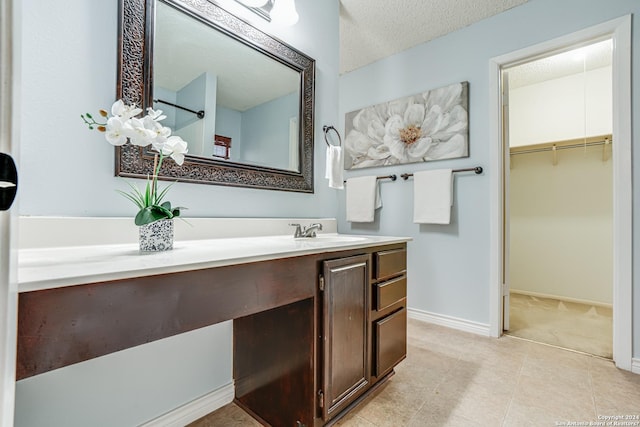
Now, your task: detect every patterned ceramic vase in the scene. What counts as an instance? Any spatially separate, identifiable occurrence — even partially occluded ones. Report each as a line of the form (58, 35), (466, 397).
(139, 218), (174, 252)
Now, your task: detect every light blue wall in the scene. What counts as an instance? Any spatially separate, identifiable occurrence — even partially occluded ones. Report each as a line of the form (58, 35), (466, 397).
(217, 92), (299, 169)
(338, 0), (639, 355)
(174, 72), (218, 157)
(202, 72), (217, 157)
(241, 92), (298, 169)
(15, 322), (233, 427)
(16, 0), (339, 425)
(154, 86), (177, 128)
(175, 73), (206, 130)
(215, 105), (242, 161)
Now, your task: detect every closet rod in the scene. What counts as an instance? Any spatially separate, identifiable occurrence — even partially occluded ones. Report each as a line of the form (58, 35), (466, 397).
(153, 99), (205, 119)
(510, 138), (611, 156)
(400, 166), (483, 181)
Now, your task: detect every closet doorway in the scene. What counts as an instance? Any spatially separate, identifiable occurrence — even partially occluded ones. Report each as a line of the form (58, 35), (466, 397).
(503, 39), (613, 358)
(489, 16), (632, 370)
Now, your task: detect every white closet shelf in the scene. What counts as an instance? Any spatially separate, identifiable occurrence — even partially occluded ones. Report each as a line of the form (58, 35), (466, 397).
(510, 134), (612, 155)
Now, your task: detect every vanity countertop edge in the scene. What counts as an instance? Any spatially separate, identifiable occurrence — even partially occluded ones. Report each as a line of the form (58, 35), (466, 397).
(18, 234), (411, 292)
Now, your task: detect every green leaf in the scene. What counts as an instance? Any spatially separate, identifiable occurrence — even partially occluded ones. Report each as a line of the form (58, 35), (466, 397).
(115, 189), (143, 210)
(115, 176), (186, 226)
(134, 207), (168, 226)
(116, 180), (150, 210)
(171, 206), (186, 217)
(152, 204), (174, 218)
(145, 179), (152, 205)
(155, 182), (176, 205)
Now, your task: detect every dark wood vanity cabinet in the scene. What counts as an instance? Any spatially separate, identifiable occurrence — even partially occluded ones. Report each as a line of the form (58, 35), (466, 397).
(317, 246), (408, 425)
(234, 245), (408, 426)
(17, 242), (407, 427)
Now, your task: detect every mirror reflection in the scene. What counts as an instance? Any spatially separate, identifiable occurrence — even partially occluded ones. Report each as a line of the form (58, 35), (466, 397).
(154, 1), (301, 172)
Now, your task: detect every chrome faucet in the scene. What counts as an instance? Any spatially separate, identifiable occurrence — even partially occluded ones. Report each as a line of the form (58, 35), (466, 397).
(289, 223), (323, 238)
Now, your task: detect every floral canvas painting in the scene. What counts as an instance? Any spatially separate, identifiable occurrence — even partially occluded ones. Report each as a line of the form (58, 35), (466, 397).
(344, 82), (469, 169)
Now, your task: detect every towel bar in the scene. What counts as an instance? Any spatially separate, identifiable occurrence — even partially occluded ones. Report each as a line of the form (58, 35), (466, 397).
(343, 174), (397, 184)
(401, 166), (483, 180)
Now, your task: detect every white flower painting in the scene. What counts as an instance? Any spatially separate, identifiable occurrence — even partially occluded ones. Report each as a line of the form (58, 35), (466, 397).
(344, 82), (469, 169)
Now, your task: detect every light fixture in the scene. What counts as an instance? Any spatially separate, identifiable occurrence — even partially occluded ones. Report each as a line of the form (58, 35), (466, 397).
(233, 0), (299, 27)
(236, 0), (269, 7)
(270, 0), (299, 26)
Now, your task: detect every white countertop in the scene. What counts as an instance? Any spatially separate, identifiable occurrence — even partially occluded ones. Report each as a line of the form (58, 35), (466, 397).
(18, 233), (410, 292)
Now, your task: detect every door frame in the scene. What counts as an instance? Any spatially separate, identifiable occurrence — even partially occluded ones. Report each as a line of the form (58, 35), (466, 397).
(488, 15), (632, 370)
(0, 0), (18, 424)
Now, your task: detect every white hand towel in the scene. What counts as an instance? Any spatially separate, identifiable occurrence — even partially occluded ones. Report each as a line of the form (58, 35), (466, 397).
(346, 176), (382, 222)
(325, 145), (344, 189)
(413, 169), (453, 224)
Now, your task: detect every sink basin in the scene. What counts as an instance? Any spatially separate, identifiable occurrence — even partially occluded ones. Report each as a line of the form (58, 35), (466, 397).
(269, 234), (369, 245)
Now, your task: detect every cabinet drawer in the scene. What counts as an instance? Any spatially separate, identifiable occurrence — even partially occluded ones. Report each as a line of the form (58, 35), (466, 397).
(374, 249), (406, 280)
(374, 308), (407, 377)
(374, 276), (406, 311)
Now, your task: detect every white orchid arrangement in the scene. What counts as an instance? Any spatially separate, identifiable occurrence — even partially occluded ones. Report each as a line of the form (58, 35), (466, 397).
(82, 99), (189, 226)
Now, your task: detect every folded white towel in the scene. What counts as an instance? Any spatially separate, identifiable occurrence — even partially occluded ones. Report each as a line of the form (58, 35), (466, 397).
(413, 169), (453, 224)
(346, 176), (382, 222)
(325, 145), (344, 189)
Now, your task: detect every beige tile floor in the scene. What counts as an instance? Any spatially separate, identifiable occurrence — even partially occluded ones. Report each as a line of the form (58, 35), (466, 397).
(189, 318), (640, 427)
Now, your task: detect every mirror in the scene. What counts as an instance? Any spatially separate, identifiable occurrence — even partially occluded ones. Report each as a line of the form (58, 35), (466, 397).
(154, 2), (301, 171)
(116, 0), (315, 192)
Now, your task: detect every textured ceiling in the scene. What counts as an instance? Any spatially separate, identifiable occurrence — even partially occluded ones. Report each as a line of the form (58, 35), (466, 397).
(339, 0), (530, 74)
(155, 1), (299, 112)
(506, 39), (613, 89)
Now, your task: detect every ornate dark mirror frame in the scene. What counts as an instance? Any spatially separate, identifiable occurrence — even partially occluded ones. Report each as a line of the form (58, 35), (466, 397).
(116, 0), (315, 192)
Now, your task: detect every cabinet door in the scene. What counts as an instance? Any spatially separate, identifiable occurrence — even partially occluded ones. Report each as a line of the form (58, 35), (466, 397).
(321, 255), (369, 420)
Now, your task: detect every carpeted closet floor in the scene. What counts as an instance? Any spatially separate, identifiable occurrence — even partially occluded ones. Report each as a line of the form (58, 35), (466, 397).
(507, 292), (612, 358)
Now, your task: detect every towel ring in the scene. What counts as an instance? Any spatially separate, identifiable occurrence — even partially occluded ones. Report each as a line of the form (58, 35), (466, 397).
(323, 125), (342, 147)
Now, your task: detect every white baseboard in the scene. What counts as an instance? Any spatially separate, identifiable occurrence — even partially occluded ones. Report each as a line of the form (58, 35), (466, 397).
(408, 308), (491, 337)
(632, 358), (640, 375)
(140, 382), (235, 427)
(510, 289), (612, 309)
